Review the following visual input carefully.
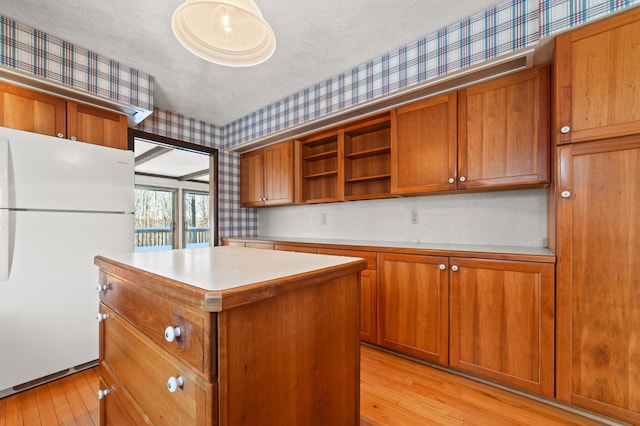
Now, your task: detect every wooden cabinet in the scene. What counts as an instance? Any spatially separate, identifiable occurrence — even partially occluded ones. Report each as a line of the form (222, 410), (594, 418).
(66, 102), (128, 149)
(0, 81), (128, 149)
(555, 137), (640, 424)
(555, 8), (640, 145)
(318, 248), (378, 343)
(0, 81), (66, 136)
(391, 93), (457, 194)
(240, 140), (294, 207)
(391, 67), (550, 195)
(299, 130), (343, 203)
(96, 248), (364, 425)
(449, 257), (554, 396)
(458, 66), (550, 189)
(377, 253), (449, 364)
(343, 114), (391, 200)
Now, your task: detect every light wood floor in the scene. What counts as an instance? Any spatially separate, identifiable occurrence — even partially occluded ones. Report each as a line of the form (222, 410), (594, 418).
(0, 345), (613, 425)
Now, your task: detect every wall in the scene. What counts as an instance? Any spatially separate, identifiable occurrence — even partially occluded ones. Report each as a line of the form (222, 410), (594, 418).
(259, 189), (547, 247)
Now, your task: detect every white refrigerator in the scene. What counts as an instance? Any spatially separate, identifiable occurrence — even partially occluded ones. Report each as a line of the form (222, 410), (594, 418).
(0, 126), (134, 396)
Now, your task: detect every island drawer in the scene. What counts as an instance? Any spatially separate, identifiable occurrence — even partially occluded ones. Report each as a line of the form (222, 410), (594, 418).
(99, 363), (152, 425)
(98, 271), (215, 379)
(100, 304), (216, 425)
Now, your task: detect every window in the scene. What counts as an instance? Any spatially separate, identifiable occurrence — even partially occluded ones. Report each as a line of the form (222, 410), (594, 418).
(129, 129), (218, 252)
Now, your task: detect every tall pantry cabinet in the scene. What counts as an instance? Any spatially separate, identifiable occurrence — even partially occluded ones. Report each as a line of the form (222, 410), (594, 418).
(554, 7), (640, 424)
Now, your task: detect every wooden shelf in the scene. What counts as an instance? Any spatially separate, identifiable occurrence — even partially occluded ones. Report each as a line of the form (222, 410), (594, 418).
(345, 147), (391, 159)
(304, 170), (339, 179)
(303, 150), (338, 161)
(345, 174), (391, 183)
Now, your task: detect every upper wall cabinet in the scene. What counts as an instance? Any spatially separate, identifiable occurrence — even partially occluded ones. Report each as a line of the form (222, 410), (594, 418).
(391, 93), (458, 195)
(0, 81), (128, 150)
(240, 140), (294, 207)
(555, 7), (640, 145)
(457, 65), (550, 189)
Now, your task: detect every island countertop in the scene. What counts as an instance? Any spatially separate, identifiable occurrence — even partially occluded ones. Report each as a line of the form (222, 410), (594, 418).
(95, 245), (367, 312)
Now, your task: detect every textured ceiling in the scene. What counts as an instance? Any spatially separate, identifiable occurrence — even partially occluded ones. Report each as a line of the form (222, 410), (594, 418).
(3, 0), (501, 126)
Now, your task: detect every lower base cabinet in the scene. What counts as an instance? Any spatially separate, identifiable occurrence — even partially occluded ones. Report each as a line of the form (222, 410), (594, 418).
(449, 258), (555, 397)
(377, 253), (450, 364)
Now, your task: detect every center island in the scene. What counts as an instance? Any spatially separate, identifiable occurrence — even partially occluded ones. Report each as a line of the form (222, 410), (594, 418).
(94, 246), (367, 425)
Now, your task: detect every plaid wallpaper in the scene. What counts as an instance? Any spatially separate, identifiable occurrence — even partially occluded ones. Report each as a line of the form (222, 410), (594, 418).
(2, 1), (639, 239)
(223, 0), (639, 148)
(0, 15), (153, 112)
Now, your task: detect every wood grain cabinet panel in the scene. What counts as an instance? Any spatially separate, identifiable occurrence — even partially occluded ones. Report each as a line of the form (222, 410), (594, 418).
(0, 81), (66, 137)
(458, 66), (550, 189)
(240, 140), (294, 207)
(391, 93), (458, 195)
(377, 253), (449, 364)
(555, 137), (640, 424)
(66, 102), (128, 149)
(318, 248), (378, 343)
(0, 81), (128, 149)
(449, 258), (554, 397)
(555, 8), (640, 144)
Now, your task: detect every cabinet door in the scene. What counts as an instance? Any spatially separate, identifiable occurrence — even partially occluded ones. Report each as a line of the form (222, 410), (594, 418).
(449, 257), (554, 396)
(391, 93), (457, 195)
(99, 365), (153, 425)
(240, 149), (264, 207)
(555, 8), (640, 144)
(458, 66), (550, 189)
(0, 81), (66, 137)
(66, 102), (128, 149)
(555, 137), (640, 424)
(378, 253), (449, 364)
(263, 140), (294, 206)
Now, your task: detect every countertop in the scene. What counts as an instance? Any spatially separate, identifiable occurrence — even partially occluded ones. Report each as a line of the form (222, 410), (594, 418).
(231, 235), (556, 260)
(95, 246), (367, 311)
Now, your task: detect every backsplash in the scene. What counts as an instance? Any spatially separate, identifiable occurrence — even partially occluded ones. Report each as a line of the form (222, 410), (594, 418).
(258, 189), (548, 247)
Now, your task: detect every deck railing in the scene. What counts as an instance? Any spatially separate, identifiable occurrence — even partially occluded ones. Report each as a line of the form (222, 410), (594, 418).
(135, 227), (209, 248)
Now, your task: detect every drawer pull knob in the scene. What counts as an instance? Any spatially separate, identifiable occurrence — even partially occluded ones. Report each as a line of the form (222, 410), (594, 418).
(439, 264), (446, 270)
(451, 265), (459, 272)
(97, 389), (109, 400)
(96, 313), (108, 322)
(459, 176), (466, 182)
(167, 376), (184, 393)
(448, 177), (455, 184)
(164, 326), (182, 342)
(560, 125), (571, 134)
(96, 284), (109, 293)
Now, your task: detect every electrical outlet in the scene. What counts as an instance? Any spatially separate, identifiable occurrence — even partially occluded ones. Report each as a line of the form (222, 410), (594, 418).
(320, 213), (327, 225)
(410, 209), (419, 224)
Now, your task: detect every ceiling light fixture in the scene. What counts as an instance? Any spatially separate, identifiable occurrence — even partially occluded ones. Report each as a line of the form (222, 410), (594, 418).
(171, 0), (276, 67)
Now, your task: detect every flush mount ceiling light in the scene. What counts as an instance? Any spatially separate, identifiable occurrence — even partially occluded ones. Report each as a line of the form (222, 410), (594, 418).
(172, 0), (276, 67)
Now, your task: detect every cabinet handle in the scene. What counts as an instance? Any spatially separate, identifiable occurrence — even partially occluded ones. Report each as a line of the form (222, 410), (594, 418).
(439, 264), (446, 270)
(448, 177), (455, 184)
(96, 284), (109, 293)
(96, 313), (108, 322)
(451, 265), (459, 272)
(560, 126), (571, 134)
(459, 176), (466, 182)
(70, 136), (77, 141)
(561, 190), (571, 198)
(164, 326), (182, 343)
(167, 376), (184, 393)
(56, 133), (64, 138)
(97, 389), (110, 400)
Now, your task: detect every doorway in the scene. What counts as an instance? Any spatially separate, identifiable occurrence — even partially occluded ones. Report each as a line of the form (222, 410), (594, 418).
(129, 129), (218, 251)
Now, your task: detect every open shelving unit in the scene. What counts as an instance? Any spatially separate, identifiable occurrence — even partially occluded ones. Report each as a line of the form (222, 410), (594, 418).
(300, 131), (342, 203)
(343, 114), (392, 200)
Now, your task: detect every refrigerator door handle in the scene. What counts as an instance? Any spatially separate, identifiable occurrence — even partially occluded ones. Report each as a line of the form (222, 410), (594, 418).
(0, 209), (10, 281)
(0, 137), (10, 281)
